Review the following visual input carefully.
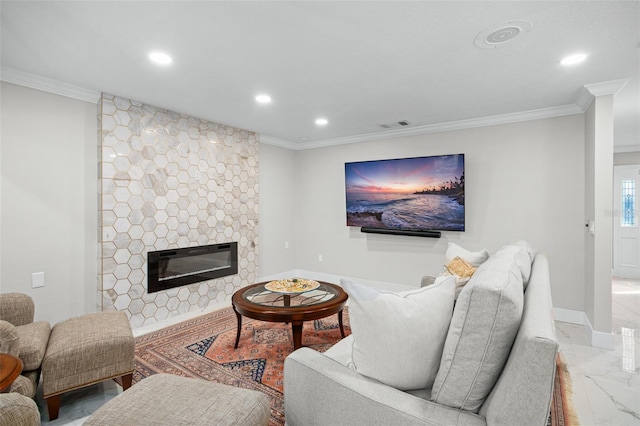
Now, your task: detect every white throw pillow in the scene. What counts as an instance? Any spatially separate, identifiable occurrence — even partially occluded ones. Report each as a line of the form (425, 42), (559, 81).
(446, 243), (490, 267)
(340, 276), (456, 391)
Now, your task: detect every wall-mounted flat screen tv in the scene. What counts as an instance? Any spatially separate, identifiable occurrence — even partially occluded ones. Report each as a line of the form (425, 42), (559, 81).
(345, 154), (465, 232)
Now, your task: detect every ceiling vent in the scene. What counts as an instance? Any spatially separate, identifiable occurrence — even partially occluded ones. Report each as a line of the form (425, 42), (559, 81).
(378, 120), (412, 129)
(475, 20), (532, 49)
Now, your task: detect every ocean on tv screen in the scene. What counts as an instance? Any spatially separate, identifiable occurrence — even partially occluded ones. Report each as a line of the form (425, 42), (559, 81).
(346, 191), (464, 231)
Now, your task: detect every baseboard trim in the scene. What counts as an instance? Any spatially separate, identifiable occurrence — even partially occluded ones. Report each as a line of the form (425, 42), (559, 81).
(132, 297), (232, 337)
(583, 315), (615, 350)
(553, 307), (585, 325)
(553, 308), (614, 350)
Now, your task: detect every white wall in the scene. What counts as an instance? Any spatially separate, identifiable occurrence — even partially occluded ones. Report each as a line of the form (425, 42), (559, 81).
(0, 81), (595, 324)
(0, 82), (98, 324)
(282, 115), (586, 312)
(258, 143), (297, 278)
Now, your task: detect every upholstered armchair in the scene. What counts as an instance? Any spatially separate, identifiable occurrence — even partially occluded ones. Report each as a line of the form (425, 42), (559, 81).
(0, 393), (40, 426)
(0, 293), (51, 398)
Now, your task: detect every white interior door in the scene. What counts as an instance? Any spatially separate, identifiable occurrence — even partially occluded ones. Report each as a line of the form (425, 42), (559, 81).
(613, 164), (640, 279)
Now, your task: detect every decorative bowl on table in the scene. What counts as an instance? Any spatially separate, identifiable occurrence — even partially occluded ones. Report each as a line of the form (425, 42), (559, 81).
(265, 278), (320, 294)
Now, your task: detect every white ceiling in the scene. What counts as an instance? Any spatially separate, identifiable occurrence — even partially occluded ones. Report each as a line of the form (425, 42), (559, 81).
(1, 1), (638, 150)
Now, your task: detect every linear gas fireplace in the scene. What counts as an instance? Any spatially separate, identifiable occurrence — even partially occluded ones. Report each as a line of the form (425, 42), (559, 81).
(147, 242), (238, 293)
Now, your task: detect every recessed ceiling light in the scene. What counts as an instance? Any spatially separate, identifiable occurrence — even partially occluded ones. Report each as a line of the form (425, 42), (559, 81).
(148, 51), (172, 65)
(255, 94), (272, 104)
(561, 53), (587, 66)
(315, 118), (328, 126)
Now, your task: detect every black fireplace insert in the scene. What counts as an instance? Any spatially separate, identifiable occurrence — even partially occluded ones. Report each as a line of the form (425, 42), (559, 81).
(147, 242), (238, 293)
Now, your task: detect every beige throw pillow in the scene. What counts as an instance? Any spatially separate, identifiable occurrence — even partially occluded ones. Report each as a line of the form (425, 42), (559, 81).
(445, 256), (476, 278)
(442, 256), (477, 297)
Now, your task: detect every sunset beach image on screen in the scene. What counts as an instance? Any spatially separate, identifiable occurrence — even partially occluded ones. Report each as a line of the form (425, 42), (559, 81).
(344, 154), (465, 232)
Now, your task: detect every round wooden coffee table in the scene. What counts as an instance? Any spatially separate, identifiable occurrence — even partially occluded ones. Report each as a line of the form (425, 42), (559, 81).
(232, 281), (348, 350)
(0, 353), (23, 393)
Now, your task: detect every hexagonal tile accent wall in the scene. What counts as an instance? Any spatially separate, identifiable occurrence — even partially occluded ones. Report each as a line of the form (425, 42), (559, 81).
(98, 94), (259, 327)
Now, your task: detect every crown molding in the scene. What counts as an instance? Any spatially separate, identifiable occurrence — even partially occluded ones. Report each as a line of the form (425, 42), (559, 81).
(288, 103), (583, 150)
(573, 78), (631, 119)
(584, 79), (629, 97)
(258, 134), (298, 150)
(575, 87), (595, 112)
(3, 67), (621, 152)
(0, 67), (101, 103)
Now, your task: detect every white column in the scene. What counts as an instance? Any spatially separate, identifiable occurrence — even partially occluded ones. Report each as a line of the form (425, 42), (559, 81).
(583, 79), (628, 348)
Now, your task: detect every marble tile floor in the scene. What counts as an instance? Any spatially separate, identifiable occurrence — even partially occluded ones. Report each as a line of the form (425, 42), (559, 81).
(556, 277), (640, 426)
(34, 283), (639, 425)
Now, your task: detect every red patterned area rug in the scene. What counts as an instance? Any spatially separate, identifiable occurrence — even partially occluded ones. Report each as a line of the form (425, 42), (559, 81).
(132, 306), (351, 426)
(549, 353), (579, 426)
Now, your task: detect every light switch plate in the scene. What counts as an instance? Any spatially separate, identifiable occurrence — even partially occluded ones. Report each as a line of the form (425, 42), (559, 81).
(32, 272), (45, 288)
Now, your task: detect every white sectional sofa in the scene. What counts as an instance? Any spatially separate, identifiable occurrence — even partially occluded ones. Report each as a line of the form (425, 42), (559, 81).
(284, 244), (558, 426)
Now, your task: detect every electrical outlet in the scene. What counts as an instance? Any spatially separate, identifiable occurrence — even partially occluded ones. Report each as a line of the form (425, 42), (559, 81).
(284, 242), (289, 249)
(318, 254), (323, 262)
(32, 272), (45, 288)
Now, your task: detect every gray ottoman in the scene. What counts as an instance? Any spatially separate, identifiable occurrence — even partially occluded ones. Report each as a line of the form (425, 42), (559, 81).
(85, 374), (271, 426)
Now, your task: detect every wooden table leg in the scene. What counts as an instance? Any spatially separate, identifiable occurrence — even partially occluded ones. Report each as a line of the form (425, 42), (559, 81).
(291, 321), (303, 350)
(338, 309), (346, 338)
(233, 307), (242, 349)
(284, 295), (291, 324)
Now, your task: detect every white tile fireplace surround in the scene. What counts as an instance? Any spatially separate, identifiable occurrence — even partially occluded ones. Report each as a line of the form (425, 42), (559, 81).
(98, 94), (259, 327)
